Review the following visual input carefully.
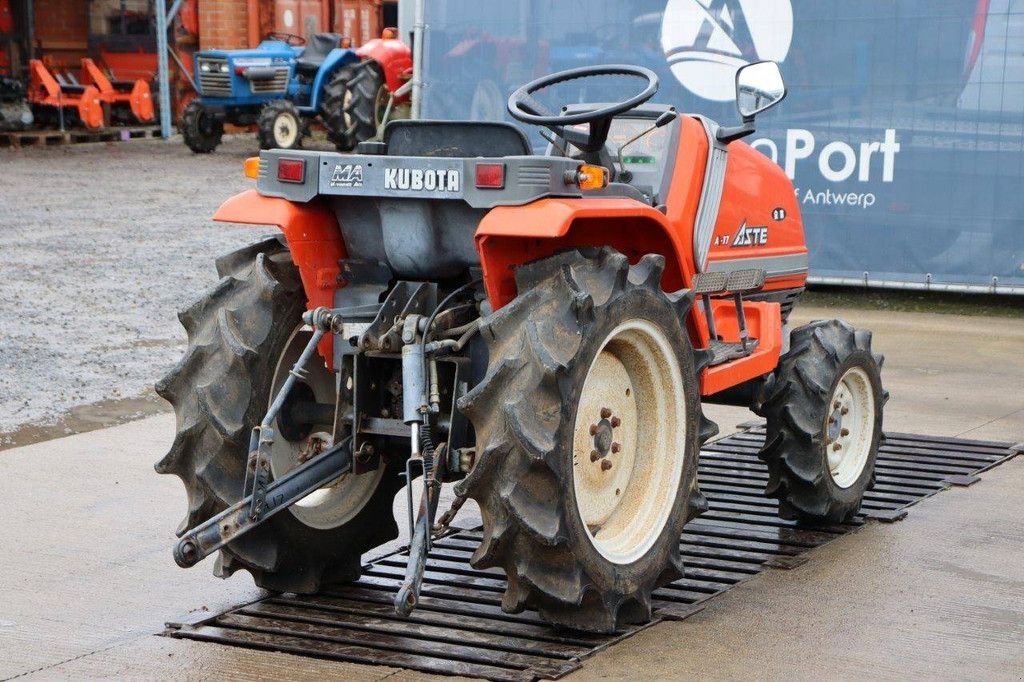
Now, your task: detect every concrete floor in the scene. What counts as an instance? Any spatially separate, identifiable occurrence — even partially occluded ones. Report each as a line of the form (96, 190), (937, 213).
(0, 303), (1020, 680)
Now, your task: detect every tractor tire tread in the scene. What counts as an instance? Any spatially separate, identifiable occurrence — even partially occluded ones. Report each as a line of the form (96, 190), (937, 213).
(754, 319), (887, 523)
(257, 99), (303, 150)
(456, 247), (715, 632)
(181, 100), (223, 154)
(156, 237), (401, 592)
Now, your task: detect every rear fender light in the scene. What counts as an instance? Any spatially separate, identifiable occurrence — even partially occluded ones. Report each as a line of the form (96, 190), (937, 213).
(474, 162), (505, 189)
(277, 158), (305, 183)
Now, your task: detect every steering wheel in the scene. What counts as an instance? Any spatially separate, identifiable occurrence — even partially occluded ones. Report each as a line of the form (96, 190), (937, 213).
(267, 32), (306, 46)
(507, 64), (659, 154)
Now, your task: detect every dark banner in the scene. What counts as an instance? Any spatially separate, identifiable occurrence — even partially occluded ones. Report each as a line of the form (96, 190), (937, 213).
(420, 0), (1024, 293)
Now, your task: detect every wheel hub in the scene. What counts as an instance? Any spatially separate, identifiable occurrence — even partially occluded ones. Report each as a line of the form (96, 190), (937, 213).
(572, 320), (687, 565)
(269, 326), (382, 529)
(825, 366), (875, 488)
(589, 414), (618, 460)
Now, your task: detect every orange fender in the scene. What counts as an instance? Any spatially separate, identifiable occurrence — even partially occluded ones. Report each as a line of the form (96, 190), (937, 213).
(356, 38), (413, 93)
(214, 190), (345, 367)
(475, 197), (692, 309)
(474, 195), (782, 397)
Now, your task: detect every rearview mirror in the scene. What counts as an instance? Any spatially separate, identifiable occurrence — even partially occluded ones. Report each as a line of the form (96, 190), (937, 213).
(736, 61), (786, 120)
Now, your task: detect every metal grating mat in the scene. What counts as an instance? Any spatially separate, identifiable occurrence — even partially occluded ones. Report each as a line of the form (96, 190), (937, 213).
(165, 427), (1020, 680)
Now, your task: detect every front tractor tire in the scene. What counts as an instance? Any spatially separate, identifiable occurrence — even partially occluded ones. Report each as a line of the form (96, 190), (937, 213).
(181, 100), (223, 154)
(155, 238), (402, 592)
(756, 320), (887, 524)
(257, 99), (303, 150)
(457, 248), (717, 632)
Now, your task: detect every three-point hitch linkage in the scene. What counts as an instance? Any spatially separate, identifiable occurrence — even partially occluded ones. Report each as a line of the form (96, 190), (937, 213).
(173, 304), (471, 618)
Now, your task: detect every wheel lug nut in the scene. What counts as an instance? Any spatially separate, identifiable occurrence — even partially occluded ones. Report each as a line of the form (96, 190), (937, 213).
(610, 416), (621, 428)
(826, 438), (833, 445)
(600, 407), (612, 419)
(589, 424), (598, 436)
(601, 459), (613, 471)
(590, 450), (600, 462)
(828, 416), (836, 425)
(840, 428), (849, 437)
(841, 406), (849, 415)
(834, 401), (841, 409)
(611, 442), (621, 454)
(832, 442), (842, 451)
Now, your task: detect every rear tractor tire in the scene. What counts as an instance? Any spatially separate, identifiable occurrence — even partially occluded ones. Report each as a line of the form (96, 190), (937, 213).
(257, 99), (303, 150)
(155, 238), (402, 592)
(457, 248), (718, 632)
(325, 60), (388, 151)
(756, 320), (887, 524)
(181, 100), (223, 154)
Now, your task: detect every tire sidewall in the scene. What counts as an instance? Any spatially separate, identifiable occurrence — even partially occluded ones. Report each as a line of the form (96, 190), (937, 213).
(556, 286), (700, 592)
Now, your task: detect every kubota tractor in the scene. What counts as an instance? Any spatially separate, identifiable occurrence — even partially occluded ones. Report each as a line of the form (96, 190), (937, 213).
(183, 31), (411, 154)
(160, 62), (887, 632)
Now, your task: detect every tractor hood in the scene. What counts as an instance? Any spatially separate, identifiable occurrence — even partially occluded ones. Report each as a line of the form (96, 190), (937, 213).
(195, 41), (301, 62)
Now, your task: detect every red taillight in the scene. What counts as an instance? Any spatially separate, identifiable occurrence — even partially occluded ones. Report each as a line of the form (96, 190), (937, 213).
(234, 66), (245, 76)
(277, 158), (305, 183)
(474, 162), (505, 189)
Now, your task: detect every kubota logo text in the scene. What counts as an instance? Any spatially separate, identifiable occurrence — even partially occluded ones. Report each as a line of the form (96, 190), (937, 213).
(384, 168), (461, 192)
(661, 0), (794, 102)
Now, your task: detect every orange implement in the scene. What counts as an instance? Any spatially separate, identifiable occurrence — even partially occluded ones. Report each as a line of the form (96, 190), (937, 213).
(81, 58), (155, 124)
(27, 59), (104, 130)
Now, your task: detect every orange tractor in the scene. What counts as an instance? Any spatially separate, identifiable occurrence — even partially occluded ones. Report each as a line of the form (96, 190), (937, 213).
(160, 62), (886, 632)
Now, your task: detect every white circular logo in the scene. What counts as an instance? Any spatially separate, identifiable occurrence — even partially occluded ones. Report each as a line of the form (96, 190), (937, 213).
(661, 0), (793, 102)
(283, 9), (295, 28)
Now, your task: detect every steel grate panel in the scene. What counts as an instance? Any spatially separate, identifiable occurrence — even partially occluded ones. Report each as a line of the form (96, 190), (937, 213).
(166, 427), (1019, 681)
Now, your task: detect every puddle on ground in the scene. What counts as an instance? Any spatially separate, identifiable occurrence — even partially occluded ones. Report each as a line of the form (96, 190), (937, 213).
(0, 392), (170, 451)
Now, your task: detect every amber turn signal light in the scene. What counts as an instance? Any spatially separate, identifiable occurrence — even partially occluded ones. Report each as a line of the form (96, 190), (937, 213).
(566, 164), (609, 191)
(244, 157), (260, 179)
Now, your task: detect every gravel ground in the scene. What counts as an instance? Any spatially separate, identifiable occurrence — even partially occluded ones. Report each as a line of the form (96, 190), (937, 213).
(0, 136), (272, 441)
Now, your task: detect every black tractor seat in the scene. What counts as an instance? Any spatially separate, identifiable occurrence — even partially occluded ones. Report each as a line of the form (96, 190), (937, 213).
(383, 120), (532, 157)
(295, 32), (342, 77)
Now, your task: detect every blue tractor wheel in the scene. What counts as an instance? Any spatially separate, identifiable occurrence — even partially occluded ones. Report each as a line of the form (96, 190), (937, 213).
(258, 99), (303, 150)
(181, 100), (223, 154)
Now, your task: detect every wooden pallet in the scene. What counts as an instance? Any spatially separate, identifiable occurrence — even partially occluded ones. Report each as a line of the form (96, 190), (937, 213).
(0, 125), (161, 148)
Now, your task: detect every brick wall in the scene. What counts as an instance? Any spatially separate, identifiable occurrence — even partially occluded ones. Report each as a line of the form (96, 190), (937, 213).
(198, 0), (254, 50)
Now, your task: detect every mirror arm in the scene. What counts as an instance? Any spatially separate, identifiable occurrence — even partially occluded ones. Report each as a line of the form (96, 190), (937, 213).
(717, 119), (756, 145)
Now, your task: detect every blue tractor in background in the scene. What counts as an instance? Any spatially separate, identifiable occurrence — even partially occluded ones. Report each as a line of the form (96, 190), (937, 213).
(182, 32), (360, 153)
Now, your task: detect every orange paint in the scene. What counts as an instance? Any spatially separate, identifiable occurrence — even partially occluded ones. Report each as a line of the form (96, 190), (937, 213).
(214, 190), (345, 367)
(356, 38), (413, 94)
(80, 58), (155, 124)
(475, 115), (804, 395)
(27, 60), (104, 130)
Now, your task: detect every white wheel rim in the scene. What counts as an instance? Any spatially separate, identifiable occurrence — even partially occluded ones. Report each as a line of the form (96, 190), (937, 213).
(342, 89), (354, 129)
(826, 366), (876, 488)
(269, 326), (383, 529)
(274, 111), (298, 147)
(572, 320), (688, 565)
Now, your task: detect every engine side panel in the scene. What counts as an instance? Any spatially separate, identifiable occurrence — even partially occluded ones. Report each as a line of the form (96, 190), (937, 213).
(706, 140), (809, 293)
